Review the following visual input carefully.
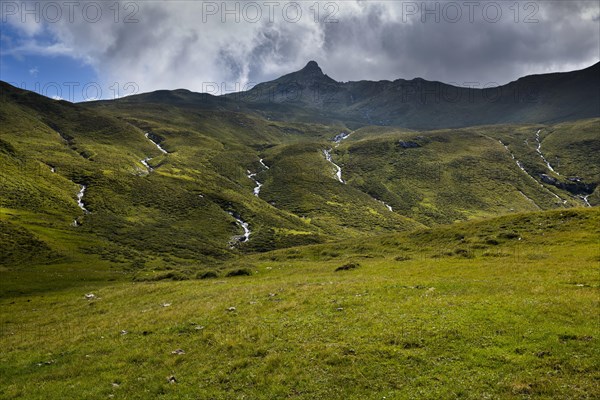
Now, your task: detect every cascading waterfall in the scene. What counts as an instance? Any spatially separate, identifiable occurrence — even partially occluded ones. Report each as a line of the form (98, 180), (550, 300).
(323, 149), (344, 184)
(228, 212), (251, 245)
(145, 132), (168, 154)
(247, 158), (270, 197)
(72, 184), (89, 226)
(140, 132), (168, 173)
(535, 130), (559, 174)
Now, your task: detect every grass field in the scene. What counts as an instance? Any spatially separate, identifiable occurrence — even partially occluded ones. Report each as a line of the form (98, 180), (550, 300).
(1, 208), (598, 399)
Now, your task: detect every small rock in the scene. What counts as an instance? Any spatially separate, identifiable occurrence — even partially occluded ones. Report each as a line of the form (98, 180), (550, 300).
(84, 293), (96, 299)
(195, 325), (205, 330)
(167, 375), (177, 384)
(112, 382), (120, 387)
(162, 303), (171, 307)
(120, 330), (128, 335)
(336, 307), (344, 311)
(171, 349), (185, 355)
(398, 140), (420, 149)
(268, 293), (277, 297)
(227, 307), (236, 312)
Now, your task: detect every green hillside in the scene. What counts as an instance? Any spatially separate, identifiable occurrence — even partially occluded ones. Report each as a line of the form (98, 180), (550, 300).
(1, 81), (598, 284)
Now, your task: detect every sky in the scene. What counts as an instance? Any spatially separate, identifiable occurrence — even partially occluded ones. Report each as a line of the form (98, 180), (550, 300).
(1, 1), (599, 102)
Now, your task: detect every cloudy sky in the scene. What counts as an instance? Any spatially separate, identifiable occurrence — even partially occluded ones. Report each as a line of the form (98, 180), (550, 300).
(1, 0), (599, 101)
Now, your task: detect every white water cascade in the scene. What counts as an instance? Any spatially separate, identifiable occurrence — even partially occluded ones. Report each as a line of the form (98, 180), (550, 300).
(535, 130), (559, 174)
(323, 149), (344, 184)
(247, 158), (270, 197)
(140, 132), (168, 173)
(228, 212), (251, 245)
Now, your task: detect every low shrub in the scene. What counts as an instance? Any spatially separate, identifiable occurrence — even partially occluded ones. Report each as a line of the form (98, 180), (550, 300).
(226, 268), (252, 277)
(197, 270), (219, 279)
(335, 262), (360, 272)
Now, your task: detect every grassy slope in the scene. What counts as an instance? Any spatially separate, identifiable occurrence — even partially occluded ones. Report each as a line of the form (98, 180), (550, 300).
(2, 81), (597, 283)
(1, 208), (598, 399)
(0, 84), (340, 273)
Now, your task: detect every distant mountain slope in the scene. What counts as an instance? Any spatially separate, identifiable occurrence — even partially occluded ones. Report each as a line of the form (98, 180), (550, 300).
(227, 61), (600, 129)
(83, 61), (599, 129)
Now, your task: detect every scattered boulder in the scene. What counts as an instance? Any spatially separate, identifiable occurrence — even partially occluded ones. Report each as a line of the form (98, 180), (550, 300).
(227, 307), (236, 312)
(167, 376), (177, 384)
(398, 140), (421, 149)
(84, 293), (96, 300)
(171, 349), (185, 355)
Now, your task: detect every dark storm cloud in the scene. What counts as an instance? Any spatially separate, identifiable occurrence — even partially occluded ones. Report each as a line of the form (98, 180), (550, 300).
(3, 1), (598, 93)
(314, 0), (600, 85)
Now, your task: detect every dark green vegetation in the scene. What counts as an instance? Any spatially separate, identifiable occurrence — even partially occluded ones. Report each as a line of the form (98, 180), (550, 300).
(0, 62), (599, 398)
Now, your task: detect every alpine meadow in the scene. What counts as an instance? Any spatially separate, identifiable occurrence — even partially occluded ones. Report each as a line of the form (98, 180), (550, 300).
(0, 1), (599, 399)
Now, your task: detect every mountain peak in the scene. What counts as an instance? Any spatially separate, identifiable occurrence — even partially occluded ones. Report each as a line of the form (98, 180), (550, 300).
(301, 60), (322, 74)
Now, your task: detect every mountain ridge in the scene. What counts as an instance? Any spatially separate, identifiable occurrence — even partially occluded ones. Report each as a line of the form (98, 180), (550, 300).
(225, 60), (600, 129)
(58, 60), (599, 130)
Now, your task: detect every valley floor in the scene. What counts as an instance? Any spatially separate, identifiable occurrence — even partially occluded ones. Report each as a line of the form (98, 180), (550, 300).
(1, 208), (598, 399)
